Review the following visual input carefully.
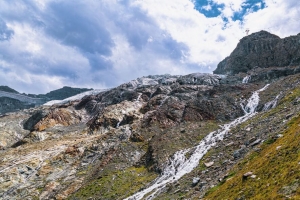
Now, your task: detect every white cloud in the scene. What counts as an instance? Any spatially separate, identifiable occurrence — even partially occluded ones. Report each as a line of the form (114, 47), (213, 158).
(1, 22), (92, 93)
(212, 0), (246, 18)
(0, 0), (299, 93)
(202, 4), (212, 11)
(134, 0), (244, 67)
(134, 0), (300, 69)
(243, 0), (300, 37)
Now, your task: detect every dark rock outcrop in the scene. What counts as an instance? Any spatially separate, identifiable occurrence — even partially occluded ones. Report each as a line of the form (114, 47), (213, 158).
(33, 108), (82, 131)
(214, 30), (300, 75)
(23, 110), (49, 131)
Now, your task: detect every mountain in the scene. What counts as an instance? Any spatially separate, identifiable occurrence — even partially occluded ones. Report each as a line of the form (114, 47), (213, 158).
(28, 86), (93, 100)
(0, 86), (19, 94)
(0, 31), (299, 200)
(0, 86), (92, 115)
(214, 30), (300, 75)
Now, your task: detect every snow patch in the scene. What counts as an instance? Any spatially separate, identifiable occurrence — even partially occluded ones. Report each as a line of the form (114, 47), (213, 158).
(44, 89), (108, 106)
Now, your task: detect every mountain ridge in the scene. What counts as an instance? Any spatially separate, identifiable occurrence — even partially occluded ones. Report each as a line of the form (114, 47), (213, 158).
(214, 30), (300, 75)
(0, 30), (299, 199)
(0, 86), (92, 115)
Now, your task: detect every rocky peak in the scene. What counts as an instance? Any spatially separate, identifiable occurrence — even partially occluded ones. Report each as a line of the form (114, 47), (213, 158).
(214, 30), (300, 75)
(240, 30), (280, 42)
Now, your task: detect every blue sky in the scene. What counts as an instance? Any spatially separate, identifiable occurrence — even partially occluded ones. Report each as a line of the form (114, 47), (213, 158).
(0, 0), (299, 93)
(194, 0), (266, 20)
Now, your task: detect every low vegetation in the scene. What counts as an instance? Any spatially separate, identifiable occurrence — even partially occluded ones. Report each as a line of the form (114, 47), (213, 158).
(204, 114), (300, 199)
(69, 166), (158, 200)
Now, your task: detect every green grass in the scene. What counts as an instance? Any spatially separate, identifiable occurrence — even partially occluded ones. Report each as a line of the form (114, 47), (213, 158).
(69, 166), (157, 200)
(279, 87), (300, 106)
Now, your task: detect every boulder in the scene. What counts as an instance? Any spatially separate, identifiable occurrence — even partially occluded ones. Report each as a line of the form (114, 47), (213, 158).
(192, 177), (201, 187)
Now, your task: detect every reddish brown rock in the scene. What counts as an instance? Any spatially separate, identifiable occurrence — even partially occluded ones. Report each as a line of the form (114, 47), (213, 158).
(33, 108), (81, 131)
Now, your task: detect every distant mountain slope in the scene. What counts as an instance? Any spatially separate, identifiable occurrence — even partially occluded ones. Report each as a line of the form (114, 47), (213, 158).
(43, 86), (92, 100)
(0, 86), (19, 94)
(0, 86), (93, 114)
(44, 89), (108, 106)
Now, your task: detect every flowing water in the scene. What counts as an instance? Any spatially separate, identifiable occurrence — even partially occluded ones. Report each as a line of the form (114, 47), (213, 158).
(125, 84), (269, 200)
(263, 94), (280, 111)
(242, 75), (251, 83)
(136, 93), (142, 102)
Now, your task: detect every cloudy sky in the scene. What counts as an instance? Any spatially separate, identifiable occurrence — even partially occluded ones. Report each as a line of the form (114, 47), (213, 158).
(0, 0), (299, 94)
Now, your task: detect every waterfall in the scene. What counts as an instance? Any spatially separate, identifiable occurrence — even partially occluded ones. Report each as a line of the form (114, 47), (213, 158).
(263, 94), (280, 111)
(242, 75), (251, 83)
(124, 85), (269, 200)
(136, 93), (142, 102)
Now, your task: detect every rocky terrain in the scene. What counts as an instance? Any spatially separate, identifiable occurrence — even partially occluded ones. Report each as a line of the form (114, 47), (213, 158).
(214, 30), (300, 75)
(0, 30), (299, 200)
(0, 86), (92, 115)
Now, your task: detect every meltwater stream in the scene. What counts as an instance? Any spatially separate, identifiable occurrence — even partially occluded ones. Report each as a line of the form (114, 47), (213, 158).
(125, 85), (269, 200)
(242, 75), (251, 83)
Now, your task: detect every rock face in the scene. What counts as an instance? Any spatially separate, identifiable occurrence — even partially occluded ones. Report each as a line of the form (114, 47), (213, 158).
(214, 30), (300, 75)
(0, 31), (300, 200)
(32, 108), (82, 132)
(0, 112), (31, 149)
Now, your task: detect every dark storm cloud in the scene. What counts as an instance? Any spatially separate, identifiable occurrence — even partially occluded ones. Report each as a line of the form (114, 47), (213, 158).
(0, 0), (40, 26)
(160, 37), (189, 60)
(114, 5), (157, 50)
(85, 53), (113, 72)
(110, 2), (189, 61)
(40, 0), (188, 75)
(0, 18), (14, 41)
(0, 0), (193, 93)
(45, 1), (114, 56)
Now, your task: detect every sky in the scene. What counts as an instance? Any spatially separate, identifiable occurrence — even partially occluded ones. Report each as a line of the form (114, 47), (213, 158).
(0, 0), (299, 94)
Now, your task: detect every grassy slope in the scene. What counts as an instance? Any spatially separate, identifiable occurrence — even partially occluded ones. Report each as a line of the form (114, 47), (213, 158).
(69, 166), (157, 200)
(205, 88), (300, 200)
(68, 121), (219, 199)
